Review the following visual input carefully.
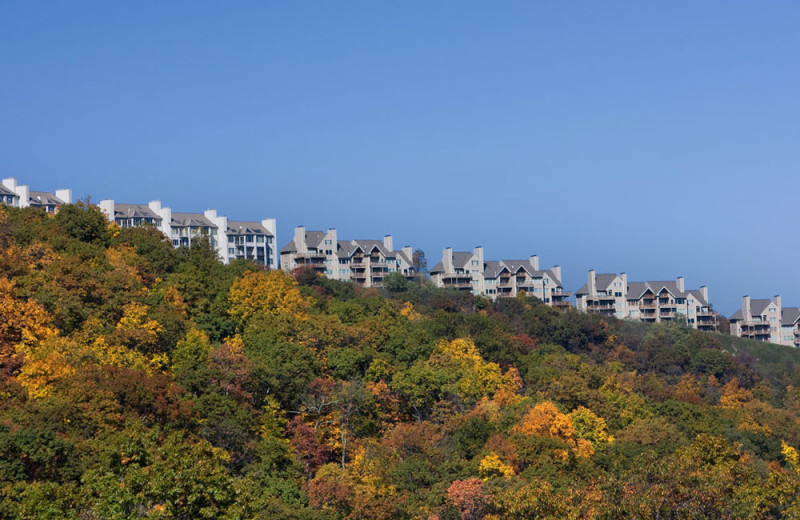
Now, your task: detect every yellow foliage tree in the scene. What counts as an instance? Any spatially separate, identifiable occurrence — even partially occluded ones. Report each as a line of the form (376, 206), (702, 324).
(430, 338), (519, 404)
(512, 401), (608, 459)
(720, 377), (753, 409)
(113, 301), (164, 354)
(228, 270), (310, 324)
(0, 277), (59, 358)
(478, 453), (514, 480)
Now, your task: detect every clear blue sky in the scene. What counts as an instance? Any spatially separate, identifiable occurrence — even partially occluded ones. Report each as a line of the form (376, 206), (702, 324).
(2, 2), (798, 316)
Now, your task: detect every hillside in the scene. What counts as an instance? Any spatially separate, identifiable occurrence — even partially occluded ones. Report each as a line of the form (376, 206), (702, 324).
(2, 202), (800, 519)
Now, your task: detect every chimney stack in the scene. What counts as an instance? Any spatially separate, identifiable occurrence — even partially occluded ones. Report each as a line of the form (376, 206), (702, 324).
(743, 295), (752, 322)
(294, 226), (307, 254)
(98, 200), (115, 221)
(474, 246), (484, 268)
(700, 285), (708, 303)
(383, 235), (393, 252)
(552, 265), (562, 283)
(55, 189), (72, 204)
(588, 269), (596, 296)
(677, 276), (685, 293)
(443, 247), (454, 273)
(530, 255), (539, 271)
(16, 185), (30, 208)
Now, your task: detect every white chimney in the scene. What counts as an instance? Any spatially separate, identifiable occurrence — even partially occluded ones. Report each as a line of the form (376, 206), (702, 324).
(677, 276), (685, 293)
(204, 208), (217, 220)
(588, 269), (596, 296)
(443, 247), (454, 273)
(402, 246), (412, 261)
(294, 226), (306, 254)
(383, 235), (393, 252)
(700, 285), (708, 303)
(530, 255), (539, 271)
(55, 189), (72, 204)
(621, 272), (628, 293)
(98, 200), (115, 222)
(775, 295), (783, 316)
(262, 218), (276, 238)
(742, 295), (751, 322)
(16, 185), (30, 208)
(2, 178), (17, 192)
(552, 265), (561, 283)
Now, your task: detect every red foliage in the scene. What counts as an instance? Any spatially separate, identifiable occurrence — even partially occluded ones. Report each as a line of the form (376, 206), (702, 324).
(447, 478), (487, 520)
(287, 415), (331, 475)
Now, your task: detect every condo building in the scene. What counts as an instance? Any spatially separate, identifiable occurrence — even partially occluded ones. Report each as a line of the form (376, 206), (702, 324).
(429, 247), (572, 308)
(729, 296), (800, 347)
(280, 226), (416, 288)
(1, 177), (73, 213)
(575, 271), (718, 331)
(98, 199), (276, 268)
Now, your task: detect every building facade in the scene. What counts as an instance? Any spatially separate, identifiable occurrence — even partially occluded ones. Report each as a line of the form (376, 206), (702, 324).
(2, 178), (72, 212)
(729, 296), (800, 347)
(280, 226), (415, 288)
(99, 199), (276, 269)
(429, 247), (571, 308)
(575, 271), (718, 331)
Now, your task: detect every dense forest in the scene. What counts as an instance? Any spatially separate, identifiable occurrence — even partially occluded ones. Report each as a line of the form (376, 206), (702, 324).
(4, 202), (800, 519)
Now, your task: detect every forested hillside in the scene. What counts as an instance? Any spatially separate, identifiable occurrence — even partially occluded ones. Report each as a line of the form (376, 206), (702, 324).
(4, 203), (800, 519)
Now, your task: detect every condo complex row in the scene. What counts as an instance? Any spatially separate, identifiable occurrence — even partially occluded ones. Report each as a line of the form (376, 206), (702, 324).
(2, 176), (799, 348)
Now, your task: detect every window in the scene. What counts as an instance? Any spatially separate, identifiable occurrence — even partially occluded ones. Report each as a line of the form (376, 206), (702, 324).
(257, 235), (265, 243)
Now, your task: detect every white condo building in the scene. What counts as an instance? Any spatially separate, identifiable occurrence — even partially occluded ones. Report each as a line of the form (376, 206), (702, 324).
(1, 177), (73, 213)
(280, 226), (416, 288)
(729, 296), (800, 347)
(98, 199), (276, 269)
(574, 270), (718, 331)
(429, 247), (572, 308)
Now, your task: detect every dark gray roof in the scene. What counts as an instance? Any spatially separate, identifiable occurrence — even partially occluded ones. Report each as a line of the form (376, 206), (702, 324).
(337, 240), (360, 258)
(730, 299), (773, 322)
(171, 212), (217, 228)
(28, 191), (65, 207)
(352, 239), (392, 257)
(575, 273), (620, 296)
(782, 307), (800, 327)
(483, 261), (503, 278)
(114, 203), (160, 220)
(0, 185), (16, 197)
(227, 220), (272, 236)
(431, 251), (474, 274)
(280, 230), (324, 253)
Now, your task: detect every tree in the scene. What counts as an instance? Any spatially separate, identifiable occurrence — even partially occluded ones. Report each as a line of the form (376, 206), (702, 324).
(412, 249), (427, 274)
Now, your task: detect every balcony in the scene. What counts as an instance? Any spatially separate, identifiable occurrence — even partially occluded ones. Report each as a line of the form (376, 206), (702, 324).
(442, 273), (472, 282)
(445, 281), (473, 289)
(587, 293), (615, 301)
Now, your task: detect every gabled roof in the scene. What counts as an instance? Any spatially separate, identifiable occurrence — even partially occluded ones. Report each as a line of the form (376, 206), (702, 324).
(730, 299), (773, 321)
(28, 191), (65, 207)
(395, 249), (413, 265)
(483, 260), (503, 278)
(227, 220), (272, 236)
(171, 212), (217, 228)
(501, 260), (534, 276)
(114, 203), (161, 220)
(782, 307), (800, 327)
(685, 289), (709, 306)
(575, 273), (620, 296)
(337, 240), (360, 258)
(281, 230), (326, 254)
(626, 280), (682, 300)
(432, 251), (475, 274)
(352, 239), (393, 257)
